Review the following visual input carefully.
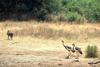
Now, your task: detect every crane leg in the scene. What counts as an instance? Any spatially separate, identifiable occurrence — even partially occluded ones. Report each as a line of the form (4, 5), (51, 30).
(66, 51), (71, 59)
(76, 52), (79, 59)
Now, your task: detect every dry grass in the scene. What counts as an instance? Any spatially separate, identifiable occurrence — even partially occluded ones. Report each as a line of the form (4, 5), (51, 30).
(0, 21), (100, 40)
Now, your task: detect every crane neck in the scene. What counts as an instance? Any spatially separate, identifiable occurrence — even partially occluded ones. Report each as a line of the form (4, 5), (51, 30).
(62, 42), (65, 46)
(72, 45), (75, 51)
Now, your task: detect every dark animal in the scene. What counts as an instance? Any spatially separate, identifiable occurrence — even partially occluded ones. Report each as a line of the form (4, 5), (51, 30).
(7, 30), (14, 40)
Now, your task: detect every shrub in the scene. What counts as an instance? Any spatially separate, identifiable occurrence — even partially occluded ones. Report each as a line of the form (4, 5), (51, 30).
(58, 14), (67, 21)
(85, 45), (98, 58)
(66, 12), (81, 22)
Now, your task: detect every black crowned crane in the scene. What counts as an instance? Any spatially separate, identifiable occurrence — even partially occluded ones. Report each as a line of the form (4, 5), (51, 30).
(72, 43), (83, 59)
(61, 40), (72, 59)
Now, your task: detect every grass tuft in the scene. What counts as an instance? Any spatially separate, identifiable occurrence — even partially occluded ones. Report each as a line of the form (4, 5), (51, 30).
(85, 45), (98, 58)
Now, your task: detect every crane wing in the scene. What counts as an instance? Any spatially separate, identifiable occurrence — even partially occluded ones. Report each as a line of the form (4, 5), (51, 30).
(75, 47), (83, 54)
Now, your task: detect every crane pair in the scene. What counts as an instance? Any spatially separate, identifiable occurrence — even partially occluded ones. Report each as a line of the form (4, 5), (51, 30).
(61, 40), (83, 59)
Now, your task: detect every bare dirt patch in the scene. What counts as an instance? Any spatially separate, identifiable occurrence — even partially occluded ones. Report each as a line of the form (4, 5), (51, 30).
(0, 37), (100, 67)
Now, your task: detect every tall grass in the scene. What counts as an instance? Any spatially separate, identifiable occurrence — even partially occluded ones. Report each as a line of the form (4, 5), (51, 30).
(0, 21), (100, 40)
(85, 45), (98, 58)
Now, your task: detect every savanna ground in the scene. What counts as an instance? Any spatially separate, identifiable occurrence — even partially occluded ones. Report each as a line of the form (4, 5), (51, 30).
(0, 21), (100, 67)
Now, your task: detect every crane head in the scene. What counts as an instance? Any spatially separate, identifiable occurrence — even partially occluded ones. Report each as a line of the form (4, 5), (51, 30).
(61, 40), (64, 43)
(72, 43), (75, 46)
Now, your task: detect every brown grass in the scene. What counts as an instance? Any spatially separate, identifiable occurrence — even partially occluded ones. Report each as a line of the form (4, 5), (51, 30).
(0, 21), (100, 40)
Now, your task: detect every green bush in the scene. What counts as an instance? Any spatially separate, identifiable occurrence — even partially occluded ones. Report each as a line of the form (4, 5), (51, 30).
(85, 45), (98, 58)
(62, 0), (100, 22)
(66, 12), (81, 22)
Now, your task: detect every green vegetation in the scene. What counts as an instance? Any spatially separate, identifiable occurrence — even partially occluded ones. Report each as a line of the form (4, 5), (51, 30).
(0, 0), (100, 22)
(61, 0), (100, 22)
(85, 45), (98, 58)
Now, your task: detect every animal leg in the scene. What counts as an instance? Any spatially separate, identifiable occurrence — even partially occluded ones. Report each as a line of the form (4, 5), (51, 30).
(11, 36), (13, 40)
(76, 52), (79, 59)
(66, 51), (71, 59)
